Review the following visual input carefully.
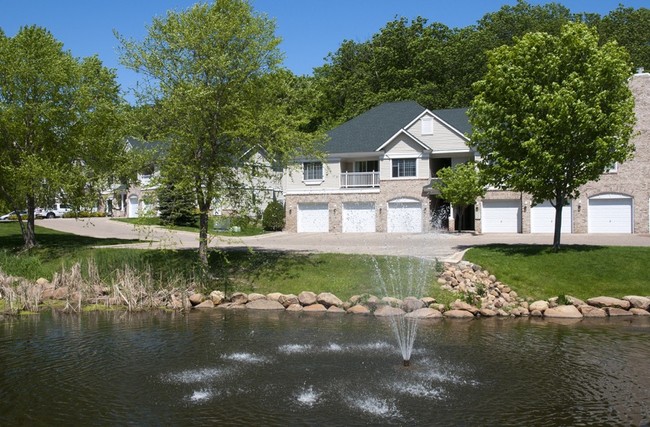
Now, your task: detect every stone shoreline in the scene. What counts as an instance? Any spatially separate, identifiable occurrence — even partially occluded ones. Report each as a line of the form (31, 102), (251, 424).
(2, 261), (649, 319)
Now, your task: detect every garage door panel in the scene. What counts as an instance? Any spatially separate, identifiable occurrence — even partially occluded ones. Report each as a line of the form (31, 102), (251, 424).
(482, 200), (520, 233)
(531, 201), (572, 233)
(343, 202), (376, 233)
(297, 203), (329, 232)
(388, 201), (422, 233)
(588, 198), (632, 233)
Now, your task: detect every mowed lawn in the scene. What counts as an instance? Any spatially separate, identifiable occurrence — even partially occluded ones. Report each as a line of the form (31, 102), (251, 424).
(463, 244), (650, 301)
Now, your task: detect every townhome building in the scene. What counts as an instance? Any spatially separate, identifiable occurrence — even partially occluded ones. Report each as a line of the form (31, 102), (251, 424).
(283, 72), (650, 234)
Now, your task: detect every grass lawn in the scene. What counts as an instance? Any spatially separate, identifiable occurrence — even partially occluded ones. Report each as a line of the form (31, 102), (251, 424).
(463, 244), (650, 301)
(0, 222), (447, 301)
(112, 217), (266, 237)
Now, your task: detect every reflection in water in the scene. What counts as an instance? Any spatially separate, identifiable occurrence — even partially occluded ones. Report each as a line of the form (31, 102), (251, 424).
(0, 310), (649, 425)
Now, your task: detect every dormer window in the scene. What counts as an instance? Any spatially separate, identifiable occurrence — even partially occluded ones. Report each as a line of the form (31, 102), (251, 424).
(421, 116), (434, 135)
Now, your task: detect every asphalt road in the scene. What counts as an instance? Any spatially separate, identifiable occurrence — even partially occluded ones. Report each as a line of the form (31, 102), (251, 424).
(37, 217), (650, 263)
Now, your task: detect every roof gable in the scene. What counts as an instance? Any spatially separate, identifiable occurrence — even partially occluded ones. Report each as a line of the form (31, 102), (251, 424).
(324, 102), (470, 154)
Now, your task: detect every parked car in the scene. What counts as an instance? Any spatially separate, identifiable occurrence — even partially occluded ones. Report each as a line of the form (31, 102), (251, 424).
(35, 203), (72, 219)
(0, 210), (27, 221)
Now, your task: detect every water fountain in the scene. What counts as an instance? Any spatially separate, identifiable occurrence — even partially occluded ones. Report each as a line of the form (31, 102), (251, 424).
(372, 255), (435, 367)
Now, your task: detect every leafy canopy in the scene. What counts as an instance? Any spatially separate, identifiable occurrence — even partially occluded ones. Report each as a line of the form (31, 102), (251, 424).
(469, 22), (635, 248)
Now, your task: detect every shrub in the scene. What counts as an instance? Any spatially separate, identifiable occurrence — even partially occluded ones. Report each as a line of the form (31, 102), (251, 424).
(262, 200), (285, 231)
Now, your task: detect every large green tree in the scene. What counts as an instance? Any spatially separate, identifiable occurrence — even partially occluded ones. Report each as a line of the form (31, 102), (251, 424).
(0, 26), (125, 249)
(469, 22), (635, 250)
(117, 0), (316, 269)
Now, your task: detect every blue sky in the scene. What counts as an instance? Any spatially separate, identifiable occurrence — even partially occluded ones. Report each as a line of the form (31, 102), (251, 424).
(1, 0), (647, 100)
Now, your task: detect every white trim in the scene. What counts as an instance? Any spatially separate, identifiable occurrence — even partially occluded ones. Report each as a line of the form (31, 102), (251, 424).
(590, 193), (632, 200)
(375, 129), (431, 152)
(404, 110), (471, 142)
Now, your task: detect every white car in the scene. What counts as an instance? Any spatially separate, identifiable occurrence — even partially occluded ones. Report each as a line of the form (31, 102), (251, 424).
(35, 203), (72, 219)
(0, 210), (27, 221)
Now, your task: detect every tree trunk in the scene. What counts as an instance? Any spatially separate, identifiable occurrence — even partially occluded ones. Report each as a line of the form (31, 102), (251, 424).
(198, 210), (210, 271)
(552, 196), (564, 252)
(23, 196), (37, 250)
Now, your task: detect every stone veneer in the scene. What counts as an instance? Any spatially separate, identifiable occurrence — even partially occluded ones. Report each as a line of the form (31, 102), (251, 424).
(284, 178), (432, 232)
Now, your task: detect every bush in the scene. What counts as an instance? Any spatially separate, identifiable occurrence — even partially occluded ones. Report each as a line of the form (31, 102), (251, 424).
(157, 184), (197, 227)
(63, 211), (106, 218)
(262, 200), (285, 231)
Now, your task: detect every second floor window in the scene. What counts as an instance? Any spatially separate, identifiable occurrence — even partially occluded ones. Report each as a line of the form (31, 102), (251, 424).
(392, 158), (416, 178)
(303, 161), (323, 180)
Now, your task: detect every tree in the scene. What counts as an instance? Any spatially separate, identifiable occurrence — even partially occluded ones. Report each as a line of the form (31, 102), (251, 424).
(0, 26), (125, 249)
(157, 181), (197, 227)
(469, 22), (635, 250)
(596, 6), (650, 72)
(262, 199), (284, 231)
(117, 0), (317, 269)
(432, 163), (485, 232)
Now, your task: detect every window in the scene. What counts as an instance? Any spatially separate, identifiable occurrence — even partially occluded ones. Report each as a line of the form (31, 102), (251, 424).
(392, 158), (417, 178)
(421, 116), (434, 135)
(354, 160), (379, 172)
(303, 162), (323, 180)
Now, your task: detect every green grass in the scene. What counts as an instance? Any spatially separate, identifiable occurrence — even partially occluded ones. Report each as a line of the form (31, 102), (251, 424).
(463, 244), (650, 301)
(0, 222), (445, 301)
(112, 217), (266, 237)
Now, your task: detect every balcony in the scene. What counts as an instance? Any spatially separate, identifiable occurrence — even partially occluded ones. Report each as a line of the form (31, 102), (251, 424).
(340, 171), (380, 188)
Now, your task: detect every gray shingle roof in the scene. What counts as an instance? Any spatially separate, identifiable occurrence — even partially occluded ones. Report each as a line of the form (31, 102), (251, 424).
(325, 101), (470, 154)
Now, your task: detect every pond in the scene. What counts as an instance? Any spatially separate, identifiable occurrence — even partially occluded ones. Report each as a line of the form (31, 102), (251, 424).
(1, 310), (649, 425)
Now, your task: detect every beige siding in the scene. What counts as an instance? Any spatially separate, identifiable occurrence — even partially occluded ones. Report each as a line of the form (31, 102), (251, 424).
(284, 160), (341, 192)
(406, 113), (470, 152)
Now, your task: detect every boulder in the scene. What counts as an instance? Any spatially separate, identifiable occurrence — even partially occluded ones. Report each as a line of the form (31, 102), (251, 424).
(317, 292), (343, 308)
(41, 288), (55, 300)
(374, 306), (405, 317)
(247, 293), (267, 302)
(530, 309), (543, 317)
(36, 277), (50, 287)
(529, 300), (549, 312)
(579, 305), (607, 318)
(479, 308), (497, 317)
(327, 306), (345, 314)
(189, 293), (204, 306)
(285, 303), (303, 312)
(246, 299), (285, 310)
(402, 297), (425, 312)
(450, 300), (478, 314)
(53, 286), (69, 300)
(630, 308), (650, 316)
(606, 307), (633, 317)
(302, 303), (327, 312)
(298, 291), (317, 306)
(382, 297), (402, 307)
(278, 294), (299, 308)
(347, 304), (370, 315)
(194, 300), (214, 309)
(443, 309), (475, 319)
(544, 305), (583, 319)
(420, 297), (436, 306)
(267, 292), (283, 302)
(405, 308), (443, 319)
(586, 296), (630, 310)
(623, 295), (650, 310)
(365, 295), (381, 309)
(567, 295), (585, 307)
(209, 291), (225, 305)
(230, 292), (248, 305)
(227, 303), (247, 310)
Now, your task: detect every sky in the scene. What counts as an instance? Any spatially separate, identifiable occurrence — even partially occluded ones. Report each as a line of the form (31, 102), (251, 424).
(1, 0), (647, 101)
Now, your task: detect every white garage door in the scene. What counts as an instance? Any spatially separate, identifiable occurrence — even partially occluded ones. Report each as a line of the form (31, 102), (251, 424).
(588, 196), (632, 233)
(531, 201), (572, 233)
(482, 200), (520, 233)
(343, 202), (376, 233)
(297, 203), (329, 232)
(387, 200), (422, 233)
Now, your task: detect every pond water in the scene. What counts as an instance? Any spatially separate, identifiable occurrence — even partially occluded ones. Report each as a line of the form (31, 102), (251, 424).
(1, 310), (649, 426)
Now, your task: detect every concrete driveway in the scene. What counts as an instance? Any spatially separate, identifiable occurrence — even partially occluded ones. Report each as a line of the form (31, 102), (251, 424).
(37, 217), (650, 262)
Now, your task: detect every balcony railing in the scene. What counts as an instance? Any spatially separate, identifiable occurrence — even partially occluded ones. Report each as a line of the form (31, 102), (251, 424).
(340, 171), (380, 188)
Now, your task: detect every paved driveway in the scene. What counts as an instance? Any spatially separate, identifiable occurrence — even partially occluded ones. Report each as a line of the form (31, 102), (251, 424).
(37, 218), (650, 262)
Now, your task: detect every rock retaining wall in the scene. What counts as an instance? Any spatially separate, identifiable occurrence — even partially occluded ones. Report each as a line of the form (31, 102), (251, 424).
(2, 262), (649, 320)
